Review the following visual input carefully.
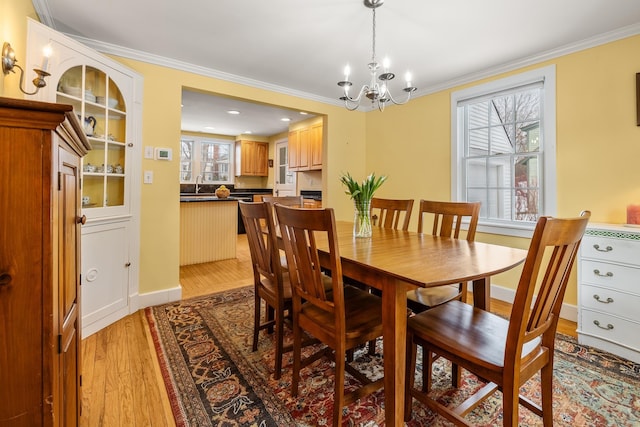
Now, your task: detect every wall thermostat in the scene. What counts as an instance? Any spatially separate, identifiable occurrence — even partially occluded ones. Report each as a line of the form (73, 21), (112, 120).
(155, 147), (173, 160)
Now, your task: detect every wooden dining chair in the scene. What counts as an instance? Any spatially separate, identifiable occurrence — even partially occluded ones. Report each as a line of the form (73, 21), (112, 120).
(274, 204), (385, 427)
(371, 197), (414, 231)
(404, 211), (590, 426)
(407, 200), (481, 313)
(262, 195), (304, 207)
(239, 201), (293, 379)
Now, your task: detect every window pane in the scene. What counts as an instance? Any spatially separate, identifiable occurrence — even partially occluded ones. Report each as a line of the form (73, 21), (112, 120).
(488, 188), (512, 220)
(490, 95), (514, 126)
(468, 101), (490, 128)
(516, 121), (540, 153)
(467, 188), (487, 217)
(466, 157), (487, 187)
(490, 125), (513, 154)
(468, 128), (489, 155)
(487, 157), (512, 187)
(515, 89), (540, 121)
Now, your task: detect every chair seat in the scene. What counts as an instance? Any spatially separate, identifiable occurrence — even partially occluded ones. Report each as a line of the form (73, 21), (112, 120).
(409, 300), (542, 372)
(407, 285), (461, 308)
(300, 285), (383, 342)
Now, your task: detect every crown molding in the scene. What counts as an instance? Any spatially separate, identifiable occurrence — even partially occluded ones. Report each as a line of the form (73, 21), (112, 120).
(414, 22), (640, 98)
(30, 1), (640, 108)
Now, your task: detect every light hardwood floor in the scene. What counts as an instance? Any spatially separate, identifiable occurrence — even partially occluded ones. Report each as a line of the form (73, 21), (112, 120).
(80, 234), (578, 426)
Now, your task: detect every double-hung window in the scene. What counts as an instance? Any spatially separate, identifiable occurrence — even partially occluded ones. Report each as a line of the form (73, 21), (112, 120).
(180, 136), (233, 184)
(451, 65), (556, 237)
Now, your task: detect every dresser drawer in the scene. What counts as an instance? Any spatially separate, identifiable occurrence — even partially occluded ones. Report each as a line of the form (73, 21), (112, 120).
(579, 260), (639, 293)
(579, 284), (640, 319)
(581, 234), (640, 266)
(579, 309), (640, 351)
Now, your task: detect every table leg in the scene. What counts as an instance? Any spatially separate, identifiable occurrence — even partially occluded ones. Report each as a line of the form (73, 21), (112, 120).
(382, 277), (409, 427)
(472, 276), (491, 311)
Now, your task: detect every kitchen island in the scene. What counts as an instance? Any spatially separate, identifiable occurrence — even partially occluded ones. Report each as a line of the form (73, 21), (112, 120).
(180, 195), (238, 265)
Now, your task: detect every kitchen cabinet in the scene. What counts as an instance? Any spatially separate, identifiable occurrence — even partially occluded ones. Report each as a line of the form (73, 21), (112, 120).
(577, 223), (640, 363)
(235, 140), (268, 176)
(310, 122), (323, 169)
(0, 97), (90, 426)
(28, 19), (143, 337)
(288, 122), (323, 171)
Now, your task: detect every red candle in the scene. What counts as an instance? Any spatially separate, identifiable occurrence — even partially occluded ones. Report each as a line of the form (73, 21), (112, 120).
(627, 204), (640, 224)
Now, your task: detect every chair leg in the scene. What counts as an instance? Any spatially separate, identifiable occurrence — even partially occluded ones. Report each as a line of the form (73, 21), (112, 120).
(540, 362), (554, 426)
(367, 338), (377, 355)
(422, 347), (435, 393)
(267, 306), (275, 334)
(333, 346), (346, 427)
(291, 318), (302, 397)
(502, 380), (519, 427)
(273, 304), (284, 380)
(252, 294), (261, 352)
(404, 331), (418, 422)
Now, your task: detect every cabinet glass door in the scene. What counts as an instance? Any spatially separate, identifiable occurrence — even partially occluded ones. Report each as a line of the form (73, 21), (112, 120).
(56, 65), (127, 210)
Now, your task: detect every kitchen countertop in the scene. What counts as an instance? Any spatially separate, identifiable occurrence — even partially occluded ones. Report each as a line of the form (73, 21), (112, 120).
(179, 195), (242, 202)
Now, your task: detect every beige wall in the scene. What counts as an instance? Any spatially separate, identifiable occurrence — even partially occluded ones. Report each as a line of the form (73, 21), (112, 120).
(5, 0), (640, 306)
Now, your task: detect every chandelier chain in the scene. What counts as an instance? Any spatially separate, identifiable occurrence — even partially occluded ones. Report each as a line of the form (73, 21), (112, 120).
(371, 7), (377, 63)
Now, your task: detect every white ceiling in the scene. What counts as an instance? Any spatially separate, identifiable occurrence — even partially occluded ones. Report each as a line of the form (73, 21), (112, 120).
(34, 0), (640, 136)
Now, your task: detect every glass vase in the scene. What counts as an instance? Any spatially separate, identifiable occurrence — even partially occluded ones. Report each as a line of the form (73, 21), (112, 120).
(353, 200), (373, 238)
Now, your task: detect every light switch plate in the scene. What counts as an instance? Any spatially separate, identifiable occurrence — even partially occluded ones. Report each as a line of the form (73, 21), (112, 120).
(143, 170), (153, 184)
(144, 146), (154, 159)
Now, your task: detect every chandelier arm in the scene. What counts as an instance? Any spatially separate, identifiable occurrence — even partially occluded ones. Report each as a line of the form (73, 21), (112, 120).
(383, 88), (414, 106)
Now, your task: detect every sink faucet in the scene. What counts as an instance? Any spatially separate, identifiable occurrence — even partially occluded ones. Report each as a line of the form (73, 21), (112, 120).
(195, 175), (203, 194)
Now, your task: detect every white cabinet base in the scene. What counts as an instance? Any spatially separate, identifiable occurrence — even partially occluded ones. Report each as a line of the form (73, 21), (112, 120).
(577, 223), (640, 364)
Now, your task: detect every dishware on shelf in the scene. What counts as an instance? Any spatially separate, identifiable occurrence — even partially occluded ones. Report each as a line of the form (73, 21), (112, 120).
(114, 164), (123, 174)
(80, 115), (96, 136)
(106, 164), (114, 173)
(82, 196), (90, 206)
(84, 163), (96, 173)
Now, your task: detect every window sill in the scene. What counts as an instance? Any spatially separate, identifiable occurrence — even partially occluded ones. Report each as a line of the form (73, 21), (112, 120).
(477, 220), (536, 238)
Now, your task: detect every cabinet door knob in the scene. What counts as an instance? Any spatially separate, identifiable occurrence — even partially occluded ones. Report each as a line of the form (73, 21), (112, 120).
(125, 262), (131, 267)
(593, 244), (613, 252)
(593, 320), (614, 330)
(593, 294), (614, 304)
(0, 273), (12, 286)
(77, 215), (87, 225)
(593, 269), (613, 278)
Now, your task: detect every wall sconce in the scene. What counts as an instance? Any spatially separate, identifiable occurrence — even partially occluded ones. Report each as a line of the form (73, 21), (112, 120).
(2, 42), (51, 95)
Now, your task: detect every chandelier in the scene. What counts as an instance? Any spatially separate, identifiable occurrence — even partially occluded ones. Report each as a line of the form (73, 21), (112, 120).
(338, 0), (417, 112)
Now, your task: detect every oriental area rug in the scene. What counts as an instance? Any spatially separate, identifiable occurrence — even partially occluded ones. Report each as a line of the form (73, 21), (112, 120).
(145, 287), (640, 426)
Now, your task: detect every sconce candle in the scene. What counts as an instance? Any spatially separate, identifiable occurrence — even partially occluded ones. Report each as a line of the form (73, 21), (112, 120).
(627, 204), (640, 225)
(41, 45), (52, 72)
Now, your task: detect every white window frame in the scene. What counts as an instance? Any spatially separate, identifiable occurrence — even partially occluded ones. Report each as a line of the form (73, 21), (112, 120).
(451, 65), (556, 238)
(180, 136), (234, 184)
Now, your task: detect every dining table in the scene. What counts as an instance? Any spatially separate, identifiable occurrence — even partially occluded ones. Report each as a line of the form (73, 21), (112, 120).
(313, 221), (528, 426)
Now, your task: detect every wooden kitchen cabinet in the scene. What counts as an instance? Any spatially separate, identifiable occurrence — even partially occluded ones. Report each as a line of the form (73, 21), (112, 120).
(310, 122), (323, 170)
(288, 122), (323, 171)
(0, 97), (90, 426)
(235, 140), (268, 176)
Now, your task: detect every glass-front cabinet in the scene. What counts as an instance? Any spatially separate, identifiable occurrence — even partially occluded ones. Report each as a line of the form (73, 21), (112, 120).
(56, 66), (129, 211)
(28, 18), (142, 338)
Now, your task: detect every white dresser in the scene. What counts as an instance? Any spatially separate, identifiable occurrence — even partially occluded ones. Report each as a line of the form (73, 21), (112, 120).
(577, 223), (640, 363)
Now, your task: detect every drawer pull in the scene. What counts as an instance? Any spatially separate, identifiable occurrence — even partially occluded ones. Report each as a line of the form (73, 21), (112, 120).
(593, 269), (613, 278)
(593, 320), (614, 330)
(593, 294), (614, 304)
(593, 244), (613, 252)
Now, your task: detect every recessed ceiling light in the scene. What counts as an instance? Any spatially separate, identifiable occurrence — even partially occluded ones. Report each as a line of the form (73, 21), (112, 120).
(281, 117), (291, 122)
(204, 126), (215, 130)
(227, 110), (240, 115)
(299, 111), (308, 115)
(245, 131), (252, 134)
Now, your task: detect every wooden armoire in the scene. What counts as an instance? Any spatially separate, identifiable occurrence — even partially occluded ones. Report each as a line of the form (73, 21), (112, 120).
(0, 97), (90, 426)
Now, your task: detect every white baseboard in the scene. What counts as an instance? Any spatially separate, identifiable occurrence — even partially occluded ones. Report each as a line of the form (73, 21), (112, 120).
(81, 284), (183, 338)
(136, 284), (183, 309)
(485, 283), (577, 323)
